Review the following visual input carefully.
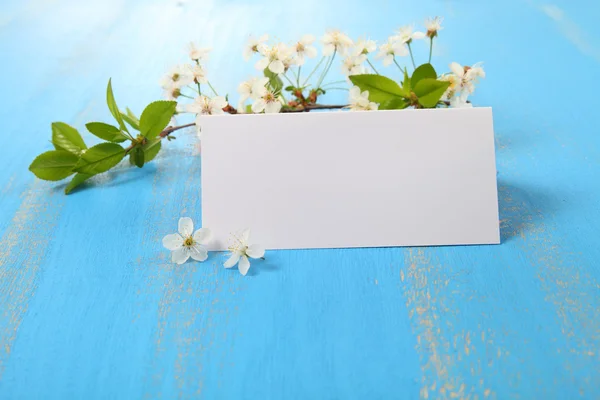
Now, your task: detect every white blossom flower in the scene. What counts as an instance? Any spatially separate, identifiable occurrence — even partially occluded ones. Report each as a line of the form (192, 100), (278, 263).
(162, 81), (182, 100)
(251, 80), (282, 113)
(243, 34), (269, 61)
(341, 54), (367, 76)
(353, 38), (377, 56)
(376, 38), (409, 67)
(293, 34), (318, 65)
(348, 86), (378, 111)
(159, 65), (194, 89)
(238, 76), (267, 103)
(394, 25), (426, 45)
(449, 62), (485, 95)
(162, 217), (212, 264)
(255, 43), (290, 74)
(186, 95), (227, 116)
(424, 16), (443, 38)
(321, 30), (353, 56)
(223, 229), (265, 276)
(191, 64), (208, 84)
(439, 73), (459, 101)
(188, 42), (211, 62)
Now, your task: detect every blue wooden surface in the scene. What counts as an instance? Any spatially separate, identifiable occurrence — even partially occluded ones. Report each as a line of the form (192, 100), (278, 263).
(1, 0), (600, 398)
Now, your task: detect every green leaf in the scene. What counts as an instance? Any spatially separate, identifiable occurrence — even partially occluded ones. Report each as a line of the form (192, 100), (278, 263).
(139, 101), (177, 140)
(349, 74), (406, 103)
(264, 69), (284, 93)
(379, 98), (409, 110)
(106, 79), (128, 133)
(29, 150), (78, 181)
(245, 105), (253, 114)
(284, 85), (295, 92)
(121, 112), (140, 131)
(74, 143), (126, 174)
(402, 68), (411, 93)
(51, 122), (87, 156)
(133, 146), (145, 168)
(413, 78), (451, 108)
(65, 173), (93, 194)
(142, 138), (162, 163)
(86, 122), (128, 143)
(411, 63), (437, 88)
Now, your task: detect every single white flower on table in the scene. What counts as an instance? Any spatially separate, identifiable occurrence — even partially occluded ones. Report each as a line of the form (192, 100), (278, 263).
(191, 64), (208, 84)
(188, 42), (211, 62)
(293, 34), (318, 65)
(341, 54), (367, 76)
(321, 30), (354, 56)
(394, 25), (426, 45)
(159, 64), (194, 89)
(353, 38), (377, 56)
(424, 16), (443, 38)
(255, 43), (290, 74)
(449, 62), (485, 95)
(348, 86), (378, 111)
(376, 38), (408, 67)
(224, 229), (265, 276)
(186, 95), (228, 115)
(251, 79), (282, 113)
(162, 217), (212, 264)
(243, 34), (269, 61)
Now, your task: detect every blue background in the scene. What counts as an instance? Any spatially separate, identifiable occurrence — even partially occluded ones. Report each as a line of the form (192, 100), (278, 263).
(1, 0), (600, 398)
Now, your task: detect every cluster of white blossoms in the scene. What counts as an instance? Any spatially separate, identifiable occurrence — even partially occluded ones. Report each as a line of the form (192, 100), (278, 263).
(439, 62), (486, 107)
(163, 217), (265, 276)
(160, 16), (486, 120)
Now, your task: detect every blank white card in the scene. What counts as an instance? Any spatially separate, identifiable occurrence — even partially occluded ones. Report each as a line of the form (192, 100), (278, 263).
(201, 108), (500, 250)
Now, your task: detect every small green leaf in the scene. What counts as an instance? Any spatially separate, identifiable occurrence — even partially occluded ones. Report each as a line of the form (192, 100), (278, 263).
(379, 98), (409, 110)
(142, 138), (162, 163)
(65, 173), (93, 194)
(411, 63), (437, 88)
(413, 78), (451, 108)
(86, 122), (128, 143)
(402, 68), (411, 93)
(284, 86), (295, 92)
(51, 122), (87, 156)
(121, 111), (140, 131)
(106, 79), (128, 133)
(264, 69), (284, 93)
(74, 143), (125, 174)
(133, 146), (145, 168)
(349, 74), (406, 103)
(139, 101), (177, 140)
(29, 150), (78, 181)
(245, 105), (253, 114)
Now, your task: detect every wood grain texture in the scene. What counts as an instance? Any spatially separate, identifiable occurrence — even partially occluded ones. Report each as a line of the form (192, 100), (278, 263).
(1, 0), (600, 398)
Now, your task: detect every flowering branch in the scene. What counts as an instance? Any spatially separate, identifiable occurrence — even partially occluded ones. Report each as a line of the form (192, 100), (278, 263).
(29, 16), (486, 194)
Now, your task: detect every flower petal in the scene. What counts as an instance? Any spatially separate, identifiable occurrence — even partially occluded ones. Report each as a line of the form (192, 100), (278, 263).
(224, 253), (240, 268)
(240, 229), (251, 244)
(265, 101), (282, 114)
(255, 57), (269, 71)
(412, 31), (426, 40)
(251, 99), (266, 113)
(190, 244), (208, 262)
(162, 233), (184, 250)
(450, 62), (464, 77)
(304, 46), (318, 59)
(193, 228), (213, 245)
(178, 217), (194, 237)
(172, 248), (190, 264)
(246, 244), (265, 259)
(238, 255), (251, 276)
(269, 60), (285, 74)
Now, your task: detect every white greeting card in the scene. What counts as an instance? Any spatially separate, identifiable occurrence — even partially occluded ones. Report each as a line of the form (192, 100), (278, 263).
(201, 108), (499, 250)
